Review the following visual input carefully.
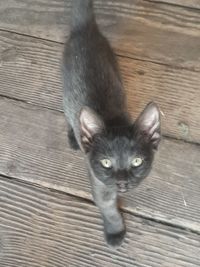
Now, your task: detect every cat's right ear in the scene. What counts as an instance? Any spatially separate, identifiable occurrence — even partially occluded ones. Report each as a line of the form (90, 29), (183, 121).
(79, 107), (104, 152)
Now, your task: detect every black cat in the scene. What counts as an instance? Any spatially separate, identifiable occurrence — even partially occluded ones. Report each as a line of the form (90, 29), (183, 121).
(62, 0), (161, 248)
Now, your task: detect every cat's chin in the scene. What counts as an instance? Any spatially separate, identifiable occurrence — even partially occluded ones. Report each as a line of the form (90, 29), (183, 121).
(118, 188), (128, 193)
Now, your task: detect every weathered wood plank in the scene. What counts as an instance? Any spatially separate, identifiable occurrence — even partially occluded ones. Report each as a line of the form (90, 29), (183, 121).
(0, 98), (200, 233)
(121, 58), (200, 143)
(0, 0), (200, 70)
(145, 0), (200, 10)
(0, 31), (199, 143)
(0, 177), (200, 267)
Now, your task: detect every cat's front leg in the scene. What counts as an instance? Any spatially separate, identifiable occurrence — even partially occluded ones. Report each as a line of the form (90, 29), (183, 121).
(91, 178), (126, 248)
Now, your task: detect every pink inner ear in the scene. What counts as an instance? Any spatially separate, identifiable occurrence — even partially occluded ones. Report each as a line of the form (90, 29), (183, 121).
(81, 118), (94, 139)
(136, 102), (161, 146)
(79, 107), (104, 142)
(148, 121), (160, 137)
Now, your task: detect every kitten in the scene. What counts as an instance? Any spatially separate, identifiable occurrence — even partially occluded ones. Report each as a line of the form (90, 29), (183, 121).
(62, 0), (161, 248)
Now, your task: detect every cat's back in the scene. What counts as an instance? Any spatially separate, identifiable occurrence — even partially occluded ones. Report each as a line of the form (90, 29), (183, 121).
(63, 0), (126, 126)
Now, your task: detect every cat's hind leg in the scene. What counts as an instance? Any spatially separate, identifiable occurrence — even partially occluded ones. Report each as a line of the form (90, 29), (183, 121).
(68, 125), (80, 150)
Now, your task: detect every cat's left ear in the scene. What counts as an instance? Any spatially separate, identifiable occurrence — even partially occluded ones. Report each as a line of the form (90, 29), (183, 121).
(79, 107), (104, 152)
(134, 102), (161, 149)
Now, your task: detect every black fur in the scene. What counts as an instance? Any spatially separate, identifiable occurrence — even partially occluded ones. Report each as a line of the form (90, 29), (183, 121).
(62, 0), (161, 248)
(89, 127), (153, 187)
(67, 127), (80, 150)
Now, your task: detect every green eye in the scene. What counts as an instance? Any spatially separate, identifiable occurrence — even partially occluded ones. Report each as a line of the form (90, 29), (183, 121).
(100, 159), (112, 168)
(132, 157), (143, 167)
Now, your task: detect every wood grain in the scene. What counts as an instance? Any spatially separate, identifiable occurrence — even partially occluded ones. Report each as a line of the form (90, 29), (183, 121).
(0, 97), (200, 233)
(0, 0), (200, 70)
(145, 0), (200, 9)
(0, 177), (200, 267)
(121, 57), (200, 143)
(0, 31), (199, 143)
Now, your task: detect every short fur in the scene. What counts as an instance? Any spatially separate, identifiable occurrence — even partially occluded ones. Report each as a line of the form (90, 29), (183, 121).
(62, 0), (161, 248)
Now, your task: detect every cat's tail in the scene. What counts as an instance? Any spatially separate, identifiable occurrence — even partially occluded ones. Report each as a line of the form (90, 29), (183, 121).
(71, 0), (95, 30)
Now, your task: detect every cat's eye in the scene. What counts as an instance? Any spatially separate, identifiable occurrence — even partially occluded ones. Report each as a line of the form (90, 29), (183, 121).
(132, 157), (143, 167)
(100, 159), (112, 169)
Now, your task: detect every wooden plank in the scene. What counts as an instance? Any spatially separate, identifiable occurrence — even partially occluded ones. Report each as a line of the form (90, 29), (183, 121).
(145, 0), (200, 10)
(0, 177), (200, 267)
(0, 32), (199, 143)
(0, 97), (200, 233)
(0, 0), (200, 70)
(121, 58), (200, 143)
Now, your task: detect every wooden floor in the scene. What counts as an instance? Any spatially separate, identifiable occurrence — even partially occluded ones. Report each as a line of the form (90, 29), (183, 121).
(0, 0), (200, 266)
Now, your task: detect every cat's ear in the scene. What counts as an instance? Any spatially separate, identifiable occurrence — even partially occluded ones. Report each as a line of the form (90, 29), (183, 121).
(134, 102), (161, 149)
(79, 107), (104, 152)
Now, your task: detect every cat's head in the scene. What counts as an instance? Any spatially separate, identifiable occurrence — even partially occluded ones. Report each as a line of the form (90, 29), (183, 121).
(79, 102), (161, 193)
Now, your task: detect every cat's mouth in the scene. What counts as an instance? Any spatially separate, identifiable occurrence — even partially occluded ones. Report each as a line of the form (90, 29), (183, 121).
(117, 185), (128, 193)
(117, 182), (140, 193)
(118, 188), (128, 193)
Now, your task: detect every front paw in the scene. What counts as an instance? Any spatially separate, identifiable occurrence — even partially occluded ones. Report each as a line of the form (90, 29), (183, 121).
(105, 229), (126, 249)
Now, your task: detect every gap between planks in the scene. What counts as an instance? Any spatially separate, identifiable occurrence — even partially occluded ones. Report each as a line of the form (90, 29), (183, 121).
(0, 97), (199, 234)
(0, 27), (199, 74)
(0, 30), (199, 143)
(3, 172), (200, 237)
(0, 176), (200, 267)
(0, 93), (199, 148)
(0, 0), (200, 70)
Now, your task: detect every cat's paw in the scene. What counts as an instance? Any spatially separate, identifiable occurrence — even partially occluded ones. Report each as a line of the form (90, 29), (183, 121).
(105, 229), (126, 249)
(68, 128), (80, 150)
